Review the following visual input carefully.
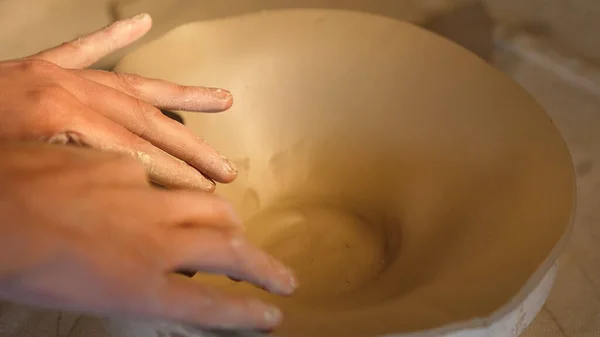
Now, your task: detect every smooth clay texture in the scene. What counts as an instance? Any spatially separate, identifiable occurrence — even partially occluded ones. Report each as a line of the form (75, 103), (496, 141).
(114, 0), (494, 65)
(114, 9), (575, 337)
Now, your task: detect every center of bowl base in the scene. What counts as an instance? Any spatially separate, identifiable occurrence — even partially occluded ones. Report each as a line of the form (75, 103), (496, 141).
(244, 199), (393, 303)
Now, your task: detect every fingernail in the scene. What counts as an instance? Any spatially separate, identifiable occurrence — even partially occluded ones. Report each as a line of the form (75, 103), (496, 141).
(277, 267), (298, 294)
(270, 260), (297, 294)
(202, 179), (216, 192)
(263, 306), (282, 325)
(288, 268), (299, 289)
(213, 88), (232, 100)
(222, 156), (238, 175)
(130, 12), (149, 22)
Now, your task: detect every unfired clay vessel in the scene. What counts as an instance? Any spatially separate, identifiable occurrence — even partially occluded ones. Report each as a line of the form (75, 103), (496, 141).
(110, 9), (575, 337)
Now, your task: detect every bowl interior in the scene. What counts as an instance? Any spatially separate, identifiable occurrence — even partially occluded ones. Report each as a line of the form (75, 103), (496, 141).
(114, 9), (575, 337)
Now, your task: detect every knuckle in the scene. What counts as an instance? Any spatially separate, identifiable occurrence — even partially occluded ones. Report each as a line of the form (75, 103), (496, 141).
(26, 85), (71, 109)
(131, 101), (157, 137)
(131, 105), (166, 144)
(115, 72), (144, 96)
(141, 102), (163, 120)
(19, 59), (59, 74)
(61, 40), (81, 51)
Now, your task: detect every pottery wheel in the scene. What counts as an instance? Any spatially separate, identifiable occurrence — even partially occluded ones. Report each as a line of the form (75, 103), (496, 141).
(113, 9), (575, 337)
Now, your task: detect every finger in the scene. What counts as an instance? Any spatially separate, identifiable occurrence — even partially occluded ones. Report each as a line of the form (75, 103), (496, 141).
(64, 102), (216, 191)
(58, 75), (237, 183)
(39, 135), (151, 187)
(146, 275), (283, 330)
(75, 147), (151, 187)
(164, 229), (298, 296)
(0, 140), (146, 188)
(27, 13), (152, 69)
(145, 189), (244, 232)
(90, 125), (216, 191)
(76, 70), (233, 112)
(8, 86), (149, 188)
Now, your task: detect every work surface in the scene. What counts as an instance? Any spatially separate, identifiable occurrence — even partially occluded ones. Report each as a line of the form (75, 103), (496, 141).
(496, 34), (600, 337)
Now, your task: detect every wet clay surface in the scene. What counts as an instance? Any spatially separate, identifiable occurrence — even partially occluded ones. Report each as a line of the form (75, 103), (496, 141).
(112, 9), (575, 337)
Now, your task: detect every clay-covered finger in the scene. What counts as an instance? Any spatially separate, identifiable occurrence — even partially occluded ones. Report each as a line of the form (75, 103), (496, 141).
(147, 275), (283, 330)
(27, 13), (152, 69)
(165, 229), (297, 296)
(100, 134), (216, 191)
(61, 76), (237, 183)
(65, 105), (216, 191)
(0, 140), (148, 188)
(76, 70), (233, 112)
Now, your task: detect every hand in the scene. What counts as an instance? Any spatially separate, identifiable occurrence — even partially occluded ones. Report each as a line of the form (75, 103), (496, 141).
(0, 13), (236, 191)
(0, 142), (297, 330)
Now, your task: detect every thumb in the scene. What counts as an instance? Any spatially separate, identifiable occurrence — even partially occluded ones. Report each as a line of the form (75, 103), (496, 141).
(27, 13), (152, 69)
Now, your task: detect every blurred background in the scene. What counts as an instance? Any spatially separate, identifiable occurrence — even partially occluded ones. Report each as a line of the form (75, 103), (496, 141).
(0, 1), (599, 336)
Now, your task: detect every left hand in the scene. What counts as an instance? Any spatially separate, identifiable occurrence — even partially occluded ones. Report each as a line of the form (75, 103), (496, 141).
(0, 13), (236, 191)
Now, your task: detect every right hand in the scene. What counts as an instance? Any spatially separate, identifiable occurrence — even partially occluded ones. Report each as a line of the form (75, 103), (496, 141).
(0, 142), (297, 330)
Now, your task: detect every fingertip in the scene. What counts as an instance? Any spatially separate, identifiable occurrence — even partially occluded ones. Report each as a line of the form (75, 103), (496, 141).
(180, 169), (217, 192)
(202, 179), (217, 193)
(262, 305), (283, 328)
(220, 96), (234, 111)
(246, 300), (283, 330)
(205, 88), (233, 112)
(150, 171), (215, 192)
(232, 250), (298, 297)
(210, 155), (238, 183)
(127, 12), (153, 28)
(215, 299), (283, 330)
(219, 172), (238, 184)
(211, 88), (232, 100)
(110, 12), (153, 45)
(266, 264), (299, 297)
(185, 178), (216, 192)
(198, 157), (237, 185)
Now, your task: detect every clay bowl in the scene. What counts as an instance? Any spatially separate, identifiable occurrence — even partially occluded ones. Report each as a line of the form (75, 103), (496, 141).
(111, 9), (575, 337)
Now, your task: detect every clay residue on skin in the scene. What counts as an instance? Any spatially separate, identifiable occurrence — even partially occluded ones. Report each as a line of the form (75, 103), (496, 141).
(133, 150), (152, 166)
(45, 131), (87, 147)
(220, 155), (238, 175)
